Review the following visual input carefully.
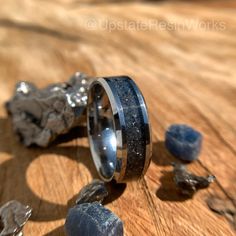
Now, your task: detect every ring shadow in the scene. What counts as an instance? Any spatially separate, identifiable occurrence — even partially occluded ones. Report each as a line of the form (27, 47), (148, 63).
(0, 117), (126, 226)
(152, 141), (190, 202)
(67, 179), (127, 208)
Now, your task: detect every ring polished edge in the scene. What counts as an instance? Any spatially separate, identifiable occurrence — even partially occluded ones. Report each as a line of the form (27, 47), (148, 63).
(87, 76), (152, 182)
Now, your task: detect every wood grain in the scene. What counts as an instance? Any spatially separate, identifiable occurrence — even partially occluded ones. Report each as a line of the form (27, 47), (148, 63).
(0, 0), (236, 235)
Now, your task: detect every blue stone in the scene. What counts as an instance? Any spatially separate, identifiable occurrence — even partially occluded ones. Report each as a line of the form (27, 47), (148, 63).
(65, 203), (124, 236)
(165, 124), (203, 161)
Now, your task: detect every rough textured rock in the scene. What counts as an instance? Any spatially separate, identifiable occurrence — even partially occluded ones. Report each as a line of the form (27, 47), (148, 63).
(207, 197), (236, 229)
(76, 179), (108, 205)
(65, 203), (123, 236)
(6, 72), (93, 147)
(165, 124), (203, 162)
(0, 200), (32, 236)
(173, 163), (215, 196)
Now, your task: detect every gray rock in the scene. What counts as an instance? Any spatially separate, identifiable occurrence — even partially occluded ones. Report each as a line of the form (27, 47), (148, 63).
(173, 163), (215, 196)
(0, 200), (32, 236)
(207, 197), (236, 229)
(65, 203), (123, 236)
(76, 179), (108, 205)
(6, 72), (93, 147)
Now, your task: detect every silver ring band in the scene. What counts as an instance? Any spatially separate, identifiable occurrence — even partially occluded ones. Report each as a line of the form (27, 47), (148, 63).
(87, 76), (152, 182)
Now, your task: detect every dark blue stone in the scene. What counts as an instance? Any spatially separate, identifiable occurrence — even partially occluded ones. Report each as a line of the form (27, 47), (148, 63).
(165, 124), (203, 161)
(65, 203), (124, 236)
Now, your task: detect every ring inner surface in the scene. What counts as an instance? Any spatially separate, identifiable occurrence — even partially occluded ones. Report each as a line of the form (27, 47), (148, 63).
(88, 84), (117, 180)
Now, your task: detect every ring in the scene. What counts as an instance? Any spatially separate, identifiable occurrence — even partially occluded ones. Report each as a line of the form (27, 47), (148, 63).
(87, 76), (152, 182)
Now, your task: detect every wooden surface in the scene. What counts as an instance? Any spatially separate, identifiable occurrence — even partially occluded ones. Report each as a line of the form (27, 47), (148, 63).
(0, 0), (236, 235)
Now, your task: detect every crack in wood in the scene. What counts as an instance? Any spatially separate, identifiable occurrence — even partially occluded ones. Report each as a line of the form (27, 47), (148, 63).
(141, 178), (159, 236)
(198, 160), (236, 209)
(193, 106), (236, 157)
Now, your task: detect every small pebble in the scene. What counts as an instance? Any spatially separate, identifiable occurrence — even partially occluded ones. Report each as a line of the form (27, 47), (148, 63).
(173, 163), (215, 196)
(207, 197), (236, 229)
(65, 203), (124, 236)
(0, 200), (32, 236)
(76, 179), (108, 205)
(165, 124), (203, 161)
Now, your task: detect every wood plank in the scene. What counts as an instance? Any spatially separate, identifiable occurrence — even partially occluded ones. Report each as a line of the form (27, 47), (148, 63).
(0, 0), (235, 235)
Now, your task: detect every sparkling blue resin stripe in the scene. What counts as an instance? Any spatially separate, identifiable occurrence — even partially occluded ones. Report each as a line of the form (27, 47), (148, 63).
(106, 77), (146, 180)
